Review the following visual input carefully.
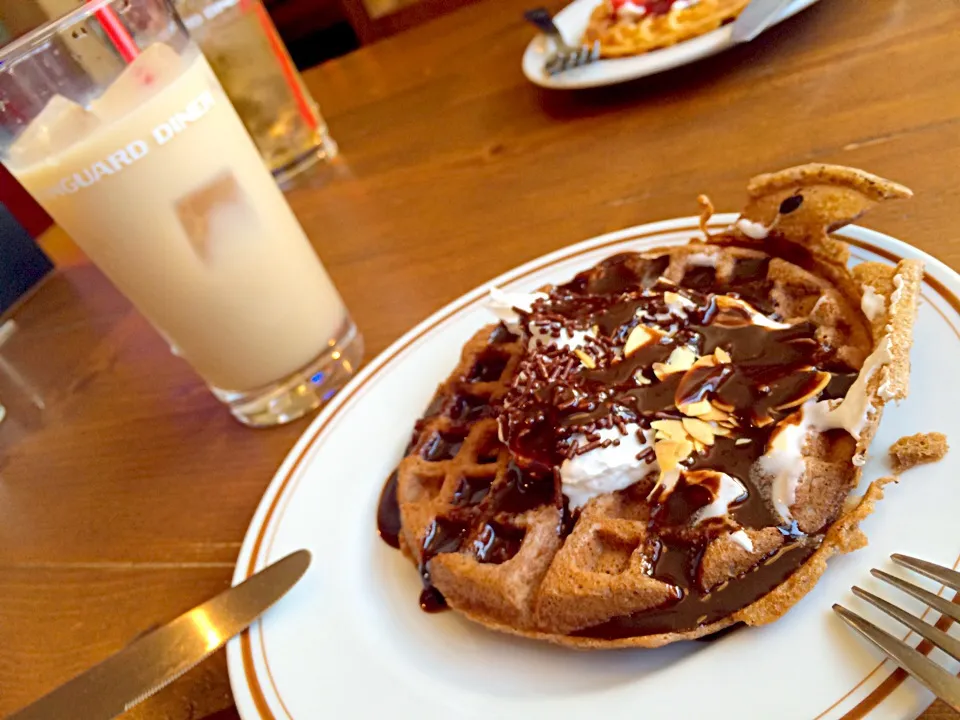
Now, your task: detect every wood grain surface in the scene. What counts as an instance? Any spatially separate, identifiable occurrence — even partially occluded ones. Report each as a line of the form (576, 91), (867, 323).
(2, 0), (959, 717)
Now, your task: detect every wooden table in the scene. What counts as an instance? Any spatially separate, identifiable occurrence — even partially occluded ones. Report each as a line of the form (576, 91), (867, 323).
(3, 0), (959, 717)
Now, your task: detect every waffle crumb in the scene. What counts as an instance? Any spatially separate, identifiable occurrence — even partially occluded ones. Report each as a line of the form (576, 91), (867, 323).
(889, 432), (949, 472)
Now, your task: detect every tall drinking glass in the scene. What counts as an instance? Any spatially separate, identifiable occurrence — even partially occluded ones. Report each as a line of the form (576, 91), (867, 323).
(0, 0), (363, 427)
(175, 0), (338, 183)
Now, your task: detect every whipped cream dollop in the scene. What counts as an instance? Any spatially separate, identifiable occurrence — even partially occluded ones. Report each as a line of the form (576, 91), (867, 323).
(687, 252), (718, 268)
(488, 288), (547, 330)
(860, 284), (886, 322)
(759, 408), (818, 521)
(614, 0), (697, 20)
(487, 288), (596, 352)
(729, 530), (754, 552)
(529, 324), (597, 353)
(616, 0), (648, 20)
(560, 424), (658, 510)
(735, 217), (772, 240)
(691, 471), (748, 526)
(760, 270), (906, 521)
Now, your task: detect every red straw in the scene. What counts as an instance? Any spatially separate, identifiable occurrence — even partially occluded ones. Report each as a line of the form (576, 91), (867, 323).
(243, 0), (320, 130)
(90, 1), (140, 63)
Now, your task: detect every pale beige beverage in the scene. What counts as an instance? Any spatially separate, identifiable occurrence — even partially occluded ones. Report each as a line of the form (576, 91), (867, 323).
(9, 44), (347, 393)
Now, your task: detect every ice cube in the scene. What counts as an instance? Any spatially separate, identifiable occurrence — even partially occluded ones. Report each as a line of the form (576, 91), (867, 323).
(7, 94), (100, 168)
(92, 43), (184, 122)
(177, 172), (257, 263)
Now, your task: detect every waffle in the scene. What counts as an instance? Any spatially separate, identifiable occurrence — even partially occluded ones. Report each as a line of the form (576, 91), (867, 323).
(583, 0), (750, 59)
(377, 164), (922, 648)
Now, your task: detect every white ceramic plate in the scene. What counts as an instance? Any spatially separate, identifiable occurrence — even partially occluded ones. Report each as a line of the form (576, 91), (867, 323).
(522, 0), (821, 89)
(228, 215), (960, 720)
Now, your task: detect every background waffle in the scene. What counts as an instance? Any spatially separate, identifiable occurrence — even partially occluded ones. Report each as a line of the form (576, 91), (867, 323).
(584, 0), (750, 59)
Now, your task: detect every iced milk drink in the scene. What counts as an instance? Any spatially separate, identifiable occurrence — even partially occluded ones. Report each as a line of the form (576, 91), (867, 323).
(8, 44), (347, 393)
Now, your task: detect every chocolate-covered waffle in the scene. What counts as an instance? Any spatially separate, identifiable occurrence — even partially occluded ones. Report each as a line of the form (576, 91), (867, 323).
(377, 164), (922, 647)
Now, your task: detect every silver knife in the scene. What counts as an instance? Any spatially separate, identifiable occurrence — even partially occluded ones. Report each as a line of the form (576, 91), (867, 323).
(8, 549), (311, 720)
(730, 0), (795, 44)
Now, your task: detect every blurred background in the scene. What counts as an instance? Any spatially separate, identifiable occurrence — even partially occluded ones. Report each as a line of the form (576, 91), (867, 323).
(0, 0), (478, 261)
(0, 0), (485, 71)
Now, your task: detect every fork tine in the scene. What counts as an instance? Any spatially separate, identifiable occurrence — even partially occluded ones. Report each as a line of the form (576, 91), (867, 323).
(833, 604), (960, 711)
(545, 56), (563, 75)
(873, 569), (960, 624)
(852, 586), (960, 661)
(546, 42), (598, 76)
(893, 555), (960, 592)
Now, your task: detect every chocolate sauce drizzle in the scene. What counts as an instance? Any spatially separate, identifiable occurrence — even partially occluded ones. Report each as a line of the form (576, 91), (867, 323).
(409, 458), (552, 612)
(499, 253), (835, 472)
(378, 251), (859, 637)
(376, 470), (402, 549)
(376, 324), (558, 612)
(575, 540), (820, 639)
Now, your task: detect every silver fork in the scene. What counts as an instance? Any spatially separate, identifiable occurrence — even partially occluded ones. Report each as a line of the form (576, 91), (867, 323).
(834, 554), (960, 711)
(524, 7), (600, 76)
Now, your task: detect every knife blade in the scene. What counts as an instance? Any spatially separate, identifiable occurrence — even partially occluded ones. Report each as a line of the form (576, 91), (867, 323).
(730, 0), (795, 44)
(8, 549), (311, 720)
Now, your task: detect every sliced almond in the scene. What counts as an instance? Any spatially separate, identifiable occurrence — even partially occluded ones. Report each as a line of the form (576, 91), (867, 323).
(714, 347), (732, 364)
(697, 405), (730, 422)
(711, 398), (735, 412)
(663, 291), (695, 311)
(735, 438), (752, 446)
(634, 370), (651, 386)
(682, 417), (715, 446)
(624, 325), (661, 357)
(667, 346), (697, 371)
(653, 346), (698, 380)
(649, 467), (681, 502)
(679, 399), (713, 417)
(711, 424), (733, 437)
(715, 294), (790, 329)
(773, 371), (832, 411)
(654, 438), (694, 471)
(651, 419), (687, 442)
(692, 354), (717, 369)
(699, 406), (730, 423)
(574, 349), (596, 369)
(675, 438), (695, 464)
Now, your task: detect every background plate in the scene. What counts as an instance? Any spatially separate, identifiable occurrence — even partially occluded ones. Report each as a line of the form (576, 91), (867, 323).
(521, 0), (820, 89)
(228, 215), (960, 720)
